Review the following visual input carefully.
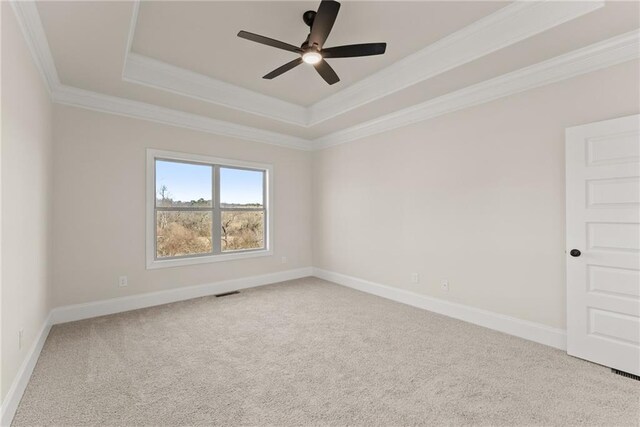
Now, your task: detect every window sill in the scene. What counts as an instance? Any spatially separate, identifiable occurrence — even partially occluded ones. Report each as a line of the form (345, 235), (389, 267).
(146, 249), (273, 270)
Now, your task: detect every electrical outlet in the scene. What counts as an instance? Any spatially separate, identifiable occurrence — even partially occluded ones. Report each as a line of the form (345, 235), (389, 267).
(118, 276), (128, 287)
(441, 280), (450, 292)
(281, 256), (288, 264)
(18, 329), (24, 350)
(411, 273), (419, 284)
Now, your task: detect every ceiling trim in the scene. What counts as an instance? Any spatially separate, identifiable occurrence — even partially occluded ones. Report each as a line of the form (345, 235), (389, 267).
(9, 1), (637, 154)
(306, 0), (604, 126)
(312, 30), (640, 149)
(9, 0), (60, 94)
(53, 85), (312, 151)
(123, 53), (309, 126)
(9, 1), (312, 151)
(121, 0), (139, 76)
(123, 0), (604, 128)
(122, 0), (308, 126)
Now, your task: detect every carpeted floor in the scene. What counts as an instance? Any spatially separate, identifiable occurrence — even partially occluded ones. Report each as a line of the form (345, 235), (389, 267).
(13, 277), (640, 426)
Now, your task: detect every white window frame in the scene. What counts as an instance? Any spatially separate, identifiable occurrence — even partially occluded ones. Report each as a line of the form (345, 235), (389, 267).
(146, 148), (273, 269)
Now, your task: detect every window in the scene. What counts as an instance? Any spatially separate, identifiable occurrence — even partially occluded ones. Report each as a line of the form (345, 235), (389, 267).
(146, 149), (272, 269)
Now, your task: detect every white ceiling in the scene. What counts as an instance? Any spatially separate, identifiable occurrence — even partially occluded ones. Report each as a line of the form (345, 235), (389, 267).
(31, 1), (640, 146)
(132, 1), (506, 106)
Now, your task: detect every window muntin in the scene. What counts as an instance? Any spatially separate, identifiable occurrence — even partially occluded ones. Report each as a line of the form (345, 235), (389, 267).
(148, 150), (271, 268)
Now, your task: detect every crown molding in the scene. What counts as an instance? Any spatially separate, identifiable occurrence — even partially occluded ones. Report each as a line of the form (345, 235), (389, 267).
(122, 0), (308, 127)
(121, 0), (603, 128)
(307, 0), (604, 126)
(10, 0), (636, 154)
(9, 0), (61, 94)
(123, 53), (308, 126)
(52, 85), (313, 151)
(312, 30), (640, 150)
(121, 0), (139, 75)
(9, 1), (312, 151)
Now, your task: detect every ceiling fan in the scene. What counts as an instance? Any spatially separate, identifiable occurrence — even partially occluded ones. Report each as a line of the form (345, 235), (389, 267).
(237, 0), (387, 85)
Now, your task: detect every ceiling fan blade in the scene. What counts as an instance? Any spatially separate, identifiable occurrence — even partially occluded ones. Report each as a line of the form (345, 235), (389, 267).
(237, 30), (302, 54)
(322, 43), (387, 58)
(309, 0), (340, 49)
(263, 58), (304, 79)
(313, 59), (340, 85)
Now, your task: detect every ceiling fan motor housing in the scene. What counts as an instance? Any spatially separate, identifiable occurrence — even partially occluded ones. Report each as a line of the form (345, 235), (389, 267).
(303, 10), (317, 27)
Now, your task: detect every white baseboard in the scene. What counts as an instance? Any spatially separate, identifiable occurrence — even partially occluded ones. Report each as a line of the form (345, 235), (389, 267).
(51, 267), (313, 325)
(313, 268), (567, 351)
(0, 267), (312, 427)
(0, 313), (52, 427)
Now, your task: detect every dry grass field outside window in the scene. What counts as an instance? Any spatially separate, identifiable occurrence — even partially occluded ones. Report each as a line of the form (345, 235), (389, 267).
(156, 189), (264, 257)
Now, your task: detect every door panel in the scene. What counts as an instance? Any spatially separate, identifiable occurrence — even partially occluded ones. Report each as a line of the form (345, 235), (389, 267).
(566, 114), (640, 376)
(587, 222), (639, 252)
(588, 265), (640, 298)
(586, 131), (640, 165)
(587, 177), (640, 207)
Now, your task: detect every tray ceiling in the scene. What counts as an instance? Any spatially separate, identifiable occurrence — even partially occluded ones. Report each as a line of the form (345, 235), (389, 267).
(25, 1), (640, 147)
(132, 1), (506, 106)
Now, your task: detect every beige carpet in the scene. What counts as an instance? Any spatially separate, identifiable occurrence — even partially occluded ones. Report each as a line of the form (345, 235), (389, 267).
(13, 277), (640, 426)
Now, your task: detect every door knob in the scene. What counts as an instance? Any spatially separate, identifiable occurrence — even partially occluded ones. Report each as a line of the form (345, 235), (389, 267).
(570, 249), (581, 257)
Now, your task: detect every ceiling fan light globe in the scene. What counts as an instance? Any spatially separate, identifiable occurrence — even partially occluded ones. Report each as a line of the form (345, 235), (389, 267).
(302, 51), (323, 64)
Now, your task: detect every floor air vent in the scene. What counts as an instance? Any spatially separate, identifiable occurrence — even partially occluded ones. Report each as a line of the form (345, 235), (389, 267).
(215, 291), (240, 298)
(612, 369), (640, 381)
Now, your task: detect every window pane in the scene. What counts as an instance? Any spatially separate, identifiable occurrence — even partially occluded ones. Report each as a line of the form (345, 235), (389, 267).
(220, 167), (263, 209)
(156, 160), (212, 207)
(221, 211), (264, 252)
(156, 211), (212, 258)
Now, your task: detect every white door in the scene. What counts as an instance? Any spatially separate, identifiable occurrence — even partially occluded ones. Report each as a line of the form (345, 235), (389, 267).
(566, 114), (640, 376)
